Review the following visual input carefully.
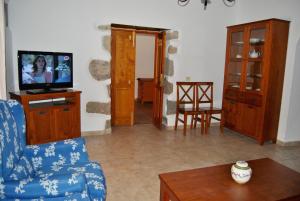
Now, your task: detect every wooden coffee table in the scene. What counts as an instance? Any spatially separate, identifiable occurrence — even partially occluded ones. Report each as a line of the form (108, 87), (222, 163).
(159, 158), (300, 201)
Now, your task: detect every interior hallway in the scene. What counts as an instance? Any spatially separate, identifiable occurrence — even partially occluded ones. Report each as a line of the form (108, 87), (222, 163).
(84, 125), (300, 201)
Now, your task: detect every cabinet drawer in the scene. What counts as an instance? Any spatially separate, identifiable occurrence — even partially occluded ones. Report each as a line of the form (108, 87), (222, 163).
(224, 89), (239, 101)
(245, 93), (262, 106)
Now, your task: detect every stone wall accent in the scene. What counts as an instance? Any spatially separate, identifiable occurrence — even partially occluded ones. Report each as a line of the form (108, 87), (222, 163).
(107, 84), (111, 97)
(89, 60), (110, 81)
(86, 101), (111, 115)
(167, 100), (177, 115)
(105, 119), (111, 129)
(164, 79), (173, 95)
(98, 25), (111, 31)
(168, 45), (177, 54)
(166, 31), (179, 40)
(103, 35), (111, 52)
(162, 116), (168, 125)
(164, 58), (174, 76)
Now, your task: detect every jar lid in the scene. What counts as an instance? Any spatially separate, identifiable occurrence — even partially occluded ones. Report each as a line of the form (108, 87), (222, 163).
(236, 161), (248, 168)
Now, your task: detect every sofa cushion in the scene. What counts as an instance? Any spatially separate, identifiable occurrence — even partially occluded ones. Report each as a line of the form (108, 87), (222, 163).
(35, 161), (106, 200)
(6, 100), (26, 149)
(7, 156), (34, 181)
(4, 172), (87, 199)
(0, 101), (22, 179)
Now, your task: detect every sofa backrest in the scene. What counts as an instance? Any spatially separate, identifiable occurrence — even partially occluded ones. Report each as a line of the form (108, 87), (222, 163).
(0, 100), (24, 180)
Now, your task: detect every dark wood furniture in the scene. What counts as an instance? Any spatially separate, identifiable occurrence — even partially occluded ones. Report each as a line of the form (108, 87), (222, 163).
(222, 19), (290, 144)
(159, 158), (300, 201)
(194, 82), (224, 134)
(137, 78), (154, 104)
(174, 82), (204, 135)
(10, 90), (81, 145)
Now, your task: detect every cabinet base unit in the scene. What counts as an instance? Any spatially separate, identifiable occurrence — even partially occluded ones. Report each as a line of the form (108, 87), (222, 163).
(10, 90), (81, 145)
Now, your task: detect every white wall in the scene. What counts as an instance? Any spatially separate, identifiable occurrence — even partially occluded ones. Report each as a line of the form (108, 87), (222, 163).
(6, 0), (237, 132)
(235, 0), (300, 142)
(286, 38), (300, 142)
(135, 34), (155, 98)
(6, 0), (300, 142)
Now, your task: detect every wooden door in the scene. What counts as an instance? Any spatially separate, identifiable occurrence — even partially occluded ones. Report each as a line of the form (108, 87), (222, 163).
(152, 32), (166, 129)
(53, 105), (79, 141)
(111, 29), (136, 126)
(223, 99), (238, 129)
(239, 103), (260, 138)
(28, 108), (53, 144)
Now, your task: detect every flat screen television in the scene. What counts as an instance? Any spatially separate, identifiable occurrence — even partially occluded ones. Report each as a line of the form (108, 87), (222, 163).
(18, 50), (73, 93)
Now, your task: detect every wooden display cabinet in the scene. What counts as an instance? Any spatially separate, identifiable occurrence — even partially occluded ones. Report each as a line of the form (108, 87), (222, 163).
(10, 90), (81, 145)
(222, 19), (290, 144)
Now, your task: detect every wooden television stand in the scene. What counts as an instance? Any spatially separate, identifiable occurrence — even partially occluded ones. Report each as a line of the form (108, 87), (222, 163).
(10, 90), (81, 145)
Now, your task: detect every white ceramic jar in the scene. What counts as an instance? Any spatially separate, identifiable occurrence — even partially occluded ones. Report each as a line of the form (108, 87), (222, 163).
(231, 161), (252, 184)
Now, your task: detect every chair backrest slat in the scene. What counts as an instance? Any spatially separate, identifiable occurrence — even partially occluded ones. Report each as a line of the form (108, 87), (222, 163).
(176, 82), (196, 109)
(196, 82), (214, 108)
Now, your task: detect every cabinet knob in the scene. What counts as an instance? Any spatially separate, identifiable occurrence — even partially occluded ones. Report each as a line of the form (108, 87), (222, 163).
(63, 108), (70, 112)
(39, 111), (46, 115)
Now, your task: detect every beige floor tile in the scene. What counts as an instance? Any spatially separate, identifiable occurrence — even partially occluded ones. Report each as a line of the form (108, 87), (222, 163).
(84, 124), (300, 201)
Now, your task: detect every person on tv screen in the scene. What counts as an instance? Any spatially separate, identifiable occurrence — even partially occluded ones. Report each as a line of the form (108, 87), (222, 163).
(29, 55), (53, 83)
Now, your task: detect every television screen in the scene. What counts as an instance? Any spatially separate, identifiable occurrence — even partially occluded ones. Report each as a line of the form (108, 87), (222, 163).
(18, 50), (73, 91)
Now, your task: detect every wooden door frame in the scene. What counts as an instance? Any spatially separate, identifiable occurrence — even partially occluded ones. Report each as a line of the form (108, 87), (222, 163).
(111, 24), (168, 127)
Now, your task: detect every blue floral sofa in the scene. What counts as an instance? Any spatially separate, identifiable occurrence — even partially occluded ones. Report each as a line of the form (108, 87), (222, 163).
(0, 100), (106, 200)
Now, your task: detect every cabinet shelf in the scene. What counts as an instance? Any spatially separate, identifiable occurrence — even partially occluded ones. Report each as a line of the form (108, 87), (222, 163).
(230, 58), (243, 62)
(247, 73), (262, 78)
(249, 41), (265, 46)
(229, 73), (241, 76)
(247, 58), (262, 62)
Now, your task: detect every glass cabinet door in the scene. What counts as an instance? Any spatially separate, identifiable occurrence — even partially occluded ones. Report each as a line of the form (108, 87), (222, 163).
(246, 62), (262, 91)
(227, 31), (244, 90)
(245, 26), (266, 92)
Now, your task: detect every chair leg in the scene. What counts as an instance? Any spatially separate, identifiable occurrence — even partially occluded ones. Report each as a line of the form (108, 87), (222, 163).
(201, 112), (205, 134)
(205, 113), (210, 134)
(220, 110), (224, 133)
(183, 113), (187, 136)
(175, 112), (179, 130)
(193, 114), (198, 128)
(190, 114), (194, 129)
(207, 114), (212, 128)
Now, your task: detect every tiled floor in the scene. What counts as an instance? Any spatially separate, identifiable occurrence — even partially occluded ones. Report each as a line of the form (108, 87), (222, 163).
(134, 101), (152, 124)
(84, 124), (300, 201)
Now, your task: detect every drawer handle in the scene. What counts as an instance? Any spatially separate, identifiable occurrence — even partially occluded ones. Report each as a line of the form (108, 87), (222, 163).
(39, 111), (46, 115)
(63, 108), (70, 112)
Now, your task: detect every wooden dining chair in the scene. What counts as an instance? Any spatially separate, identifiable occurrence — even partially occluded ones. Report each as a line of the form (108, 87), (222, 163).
(193, 82), (224, 134)
(174, 82), (199, 135)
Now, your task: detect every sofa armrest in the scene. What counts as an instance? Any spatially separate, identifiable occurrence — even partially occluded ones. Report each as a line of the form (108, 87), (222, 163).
(24, 138), (89, 170)
(3, 173), (86, 199)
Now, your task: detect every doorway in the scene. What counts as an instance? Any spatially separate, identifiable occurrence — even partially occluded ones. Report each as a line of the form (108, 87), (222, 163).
(111, 24), (167, 128)
(135, 33), (155, 125)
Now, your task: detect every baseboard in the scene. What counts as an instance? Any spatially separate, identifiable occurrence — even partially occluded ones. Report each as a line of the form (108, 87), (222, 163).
(81, 128), (111, 137)
(276, 139), (300, 146)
